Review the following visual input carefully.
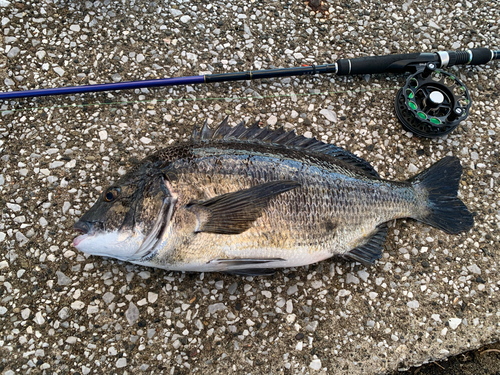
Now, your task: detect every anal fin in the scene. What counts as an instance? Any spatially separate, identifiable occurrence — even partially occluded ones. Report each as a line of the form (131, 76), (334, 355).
(343, 224), (388, 266)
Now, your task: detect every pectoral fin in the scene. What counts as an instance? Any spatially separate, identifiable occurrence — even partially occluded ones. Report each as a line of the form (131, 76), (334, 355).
(186, 180), (300, 234)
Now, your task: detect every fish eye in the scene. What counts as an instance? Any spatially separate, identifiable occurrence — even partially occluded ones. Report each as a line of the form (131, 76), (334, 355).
(104, 188), (120, 202)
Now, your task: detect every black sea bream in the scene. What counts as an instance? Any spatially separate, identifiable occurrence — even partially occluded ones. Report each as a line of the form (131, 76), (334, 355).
(73, 119), (474, 275)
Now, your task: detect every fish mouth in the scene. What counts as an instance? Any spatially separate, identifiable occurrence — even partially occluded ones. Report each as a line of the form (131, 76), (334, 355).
(73, 221), (94, 248)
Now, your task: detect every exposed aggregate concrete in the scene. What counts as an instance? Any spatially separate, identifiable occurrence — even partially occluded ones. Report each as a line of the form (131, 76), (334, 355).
(0, 0), (499, 374)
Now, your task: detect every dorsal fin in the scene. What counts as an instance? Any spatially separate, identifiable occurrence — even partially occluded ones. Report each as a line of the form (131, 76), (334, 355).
(190, 118), (379, 178)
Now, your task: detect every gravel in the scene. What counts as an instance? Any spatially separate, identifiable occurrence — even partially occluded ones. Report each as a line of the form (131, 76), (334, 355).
(0, 0), (499, 374)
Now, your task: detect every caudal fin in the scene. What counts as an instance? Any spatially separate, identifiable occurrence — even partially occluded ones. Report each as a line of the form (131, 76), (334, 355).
(409, 156), (474, 234)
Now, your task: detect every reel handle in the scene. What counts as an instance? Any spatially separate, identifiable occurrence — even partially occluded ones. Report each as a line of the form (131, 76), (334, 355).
(337, 48), (499, 75)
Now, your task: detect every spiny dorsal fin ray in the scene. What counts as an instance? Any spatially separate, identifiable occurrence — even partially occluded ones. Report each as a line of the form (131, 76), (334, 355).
(191, 117), (379, 178)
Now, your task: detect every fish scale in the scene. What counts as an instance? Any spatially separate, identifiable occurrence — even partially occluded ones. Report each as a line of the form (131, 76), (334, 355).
(73, 119), (474, 275)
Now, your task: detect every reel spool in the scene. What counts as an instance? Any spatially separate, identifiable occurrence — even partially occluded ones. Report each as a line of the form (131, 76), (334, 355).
(395, 62), (472, 137)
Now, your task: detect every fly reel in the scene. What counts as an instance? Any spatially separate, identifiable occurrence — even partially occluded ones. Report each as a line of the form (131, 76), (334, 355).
(395, 62), (472, 138)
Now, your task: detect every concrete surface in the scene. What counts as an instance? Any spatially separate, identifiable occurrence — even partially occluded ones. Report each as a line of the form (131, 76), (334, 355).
(0, 0), (499, 374)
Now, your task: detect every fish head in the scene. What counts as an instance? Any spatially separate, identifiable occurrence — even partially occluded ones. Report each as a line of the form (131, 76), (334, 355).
(73, 166), (177, 262)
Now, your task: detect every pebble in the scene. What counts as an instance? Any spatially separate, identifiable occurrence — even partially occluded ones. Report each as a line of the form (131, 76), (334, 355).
(116, 358), (127, 368)
(407, 301), (420, 309)
(126, 302), (140, 325)
(7, 46), (20, 58)
(319, 109), (337, 122)
(21, 308), (30, 320)
(71, 301), (85, 310)
(66, 336), (77, 344)
(170, 8), (183, 17)
(56, 271), (72, 286)
(449, 318), (462, 330)
(180, 15), (192, 23)
(208, 303), (226, 314)
(103, 292), (115, 303)
(267, 115), (278, 126)
(7, 203), (21, 212)
(58, 307), (70, 320)
(309, 358), (322, 370)
(467, 264), (481, 275)
(53, 67), (65, 76)
(34, 311), (45, 325)
(99, 130), (108, 140)
(408, 163), (418, 173)
(148, 292), (158, 303)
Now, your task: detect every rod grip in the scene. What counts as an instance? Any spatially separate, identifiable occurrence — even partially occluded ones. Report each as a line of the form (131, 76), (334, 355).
(337, 53), (434, 75)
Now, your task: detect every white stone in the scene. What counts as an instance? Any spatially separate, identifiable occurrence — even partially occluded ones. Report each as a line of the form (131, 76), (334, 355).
(140, 137), (152, 144)
(0, 306), (7, 315)
(407, 300), (419, 309)
(267, 115), (278, 126)
(21, 308), (31, 320)
(49, 161), (64, 168)
(59, 307), (70, 320)
(338, 289), (350, 297)
(346, 273), (360, 284)
(34, 311), (45, 325)
(286, 314), (296, 323)
(7, 46), (20, 58)
(180, 15), (191, 23)
(66, 336), (78, 345)
(66, 336), (77, 344)
(126, 302), (140, 325)
(53, 67), (65, 76)
(0, 1), (11, 7)
(170, 8), (182, 17)
(303, 131), (313, 138)
(467, 264), (481, 275)
(449, 318), (462, 330)
(71, 301), (85, 310)
(408, 163), (418, 173)
(7, 203), (21, 212)
(70, 24), (81, 32)
(108, 347), (118, 355)
(57, 271), (72, 286)
(431, 314), (441, 322)
(319, 109), (337, 122)
(309, 358), (322, 370)
(148, 292), (158, 303)
(99, 130), (108, 140)
(208, 303), (226, 314)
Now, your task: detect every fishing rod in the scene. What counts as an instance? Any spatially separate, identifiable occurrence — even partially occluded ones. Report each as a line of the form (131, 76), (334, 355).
(2, 48), (499, 137)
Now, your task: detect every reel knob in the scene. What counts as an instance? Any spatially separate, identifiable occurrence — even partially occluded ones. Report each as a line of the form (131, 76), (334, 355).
(394, 63), (472, 138)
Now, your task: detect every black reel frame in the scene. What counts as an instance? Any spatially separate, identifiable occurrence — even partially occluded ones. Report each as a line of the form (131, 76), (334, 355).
(395, 62), (472, 138)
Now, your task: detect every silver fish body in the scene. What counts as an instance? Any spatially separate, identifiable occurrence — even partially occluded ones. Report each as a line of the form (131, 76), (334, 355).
(73, 119), (473, 275)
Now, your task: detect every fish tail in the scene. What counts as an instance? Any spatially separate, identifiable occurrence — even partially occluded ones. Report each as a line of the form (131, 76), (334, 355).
(409, 156), (474, 234)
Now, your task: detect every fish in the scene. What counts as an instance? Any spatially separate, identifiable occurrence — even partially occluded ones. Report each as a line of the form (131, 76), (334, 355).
(73, 118), (474, 275)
